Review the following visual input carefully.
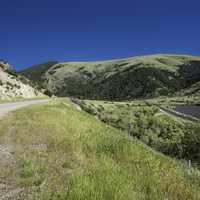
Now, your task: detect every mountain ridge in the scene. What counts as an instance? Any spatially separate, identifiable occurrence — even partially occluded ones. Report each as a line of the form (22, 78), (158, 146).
(20, 54), (200, 100)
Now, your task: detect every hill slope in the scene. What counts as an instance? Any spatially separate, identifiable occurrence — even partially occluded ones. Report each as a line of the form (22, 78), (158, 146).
(0, 60), (44, 100)
(20, 61), (58, 88)
(21, 55), (200, 100)
(72, 97), (200, 163)
(0, 99), (199, 199)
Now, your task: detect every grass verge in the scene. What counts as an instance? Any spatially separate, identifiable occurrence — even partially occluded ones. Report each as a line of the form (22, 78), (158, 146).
(0, 99), (200, 199)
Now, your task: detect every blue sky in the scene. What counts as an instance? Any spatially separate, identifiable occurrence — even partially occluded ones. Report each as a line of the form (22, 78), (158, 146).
(1, 0), (200, 70)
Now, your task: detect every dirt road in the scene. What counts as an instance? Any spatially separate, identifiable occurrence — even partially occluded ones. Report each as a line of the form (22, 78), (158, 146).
(0, 99), (49, 118)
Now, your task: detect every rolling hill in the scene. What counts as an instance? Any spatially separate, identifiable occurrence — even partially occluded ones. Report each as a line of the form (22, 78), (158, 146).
(20, 61), (58, 88)
(20, 54), (200, 100)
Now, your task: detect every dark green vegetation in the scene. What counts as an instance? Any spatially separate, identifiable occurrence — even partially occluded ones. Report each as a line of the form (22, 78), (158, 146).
(73, 96), (200, 164)
(20, 55), (200, 100)
(0, 99), (200, 199)
(20, 61), (58, 89)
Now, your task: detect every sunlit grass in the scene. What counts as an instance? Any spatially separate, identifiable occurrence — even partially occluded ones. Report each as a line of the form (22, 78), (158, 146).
(0, 99), (199, 199)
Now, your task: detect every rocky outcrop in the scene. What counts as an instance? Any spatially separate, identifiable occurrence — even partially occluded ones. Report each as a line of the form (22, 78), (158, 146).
(0, 60), (13, 72)
(0, 61), (44, 100)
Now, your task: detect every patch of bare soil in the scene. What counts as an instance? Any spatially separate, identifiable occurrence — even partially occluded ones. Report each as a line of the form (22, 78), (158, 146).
(0, 144), (25, 200)
(0, 184), (25, 200)
(0, 145), (13, 162)
(0, 133), (47, 199)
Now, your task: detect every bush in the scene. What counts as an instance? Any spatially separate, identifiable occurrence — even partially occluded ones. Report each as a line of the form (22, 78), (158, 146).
(182, 125), (200, 162)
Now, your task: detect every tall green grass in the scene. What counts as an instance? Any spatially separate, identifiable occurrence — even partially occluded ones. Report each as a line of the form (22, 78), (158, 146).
(0, 99), (199, 199)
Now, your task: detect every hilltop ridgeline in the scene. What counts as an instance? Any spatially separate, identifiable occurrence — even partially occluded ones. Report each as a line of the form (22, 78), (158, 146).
(20, 55), (200, 100)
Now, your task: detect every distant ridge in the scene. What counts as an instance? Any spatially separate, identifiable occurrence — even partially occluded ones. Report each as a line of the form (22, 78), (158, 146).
(20, 54), (200, 100)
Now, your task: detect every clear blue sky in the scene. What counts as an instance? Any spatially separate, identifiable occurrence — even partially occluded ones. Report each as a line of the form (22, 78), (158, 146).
(1, 0), (200, 70)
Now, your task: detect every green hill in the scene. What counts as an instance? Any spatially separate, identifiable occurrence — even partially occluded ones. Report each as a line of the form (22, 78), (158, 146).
(20, 55), (200, 100)
(20, 61), (58, 88)
(0, 99), (200, 199)
(178, 81), (200, 96)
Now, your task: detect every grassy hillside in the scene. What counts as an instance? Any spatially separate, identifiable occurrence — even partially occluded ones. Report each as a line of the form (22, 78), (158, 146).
(20, 61), (58, 89)
(178, 81), (200, 96)
(72, 97), (200, 163)
(20, 55), (200, 100)
(0, 99), (200, 199)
